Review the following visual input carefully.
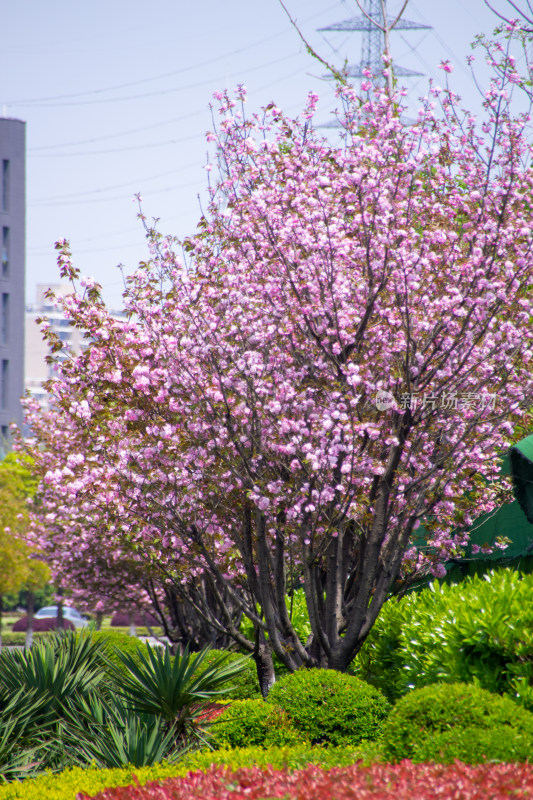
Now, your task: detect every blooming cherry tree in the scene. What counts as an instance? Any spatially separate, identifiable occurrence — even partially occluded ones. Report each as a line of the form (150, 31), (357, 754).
(25, 46), (533, 690)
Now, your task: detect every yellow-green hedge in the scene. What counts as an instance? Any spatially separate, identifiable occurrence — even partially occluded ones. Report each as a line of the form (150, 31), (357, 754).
(0, 745), (377, 800)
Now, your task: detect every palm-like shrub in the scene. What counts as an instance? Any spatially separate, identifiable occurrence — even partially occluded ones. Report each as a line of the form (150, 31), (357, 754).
(107, 644), (250, 746)
(0, 636), (253, 778)
(68, 696), (181, 768)
(0, 716), (44, 781)
(0, 631), (110, 772)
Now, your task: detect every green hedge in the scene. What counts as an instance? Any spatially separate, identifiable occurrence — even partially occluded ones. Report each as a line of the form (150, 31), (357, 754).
(0, 746), (373, 800)
(1, 632), (50, 647)
(382, 682), (533, 763)
(352, 569), (533, 707)
(75, 631), (158, 677)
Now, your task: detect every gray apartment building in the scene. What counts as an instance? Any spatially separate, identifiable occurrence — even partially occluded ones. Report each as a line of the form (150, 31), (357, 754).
(0, 117), (25, 444)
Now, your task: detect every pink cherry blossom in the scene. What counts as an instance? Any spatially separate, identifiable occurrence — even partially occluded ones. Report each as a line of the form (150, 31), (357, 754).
(22, 36), (533, 683)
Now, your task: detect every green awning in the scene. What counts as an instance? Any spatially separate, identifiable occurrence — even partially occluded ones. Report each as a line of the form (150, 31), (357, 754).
(510, 434), (533, 525)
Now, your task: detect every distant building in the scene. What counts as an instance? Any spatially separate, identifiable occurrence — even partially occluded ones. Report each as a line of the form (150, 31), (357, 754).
(25, 284), (85, 408)
(26, 284), (126, 409)
(0, 118), (25, 446)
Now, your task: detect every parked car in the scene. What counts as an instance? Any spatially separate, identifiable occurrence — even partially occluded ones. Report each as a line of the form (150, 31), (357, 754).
(34, 606), (89, 629)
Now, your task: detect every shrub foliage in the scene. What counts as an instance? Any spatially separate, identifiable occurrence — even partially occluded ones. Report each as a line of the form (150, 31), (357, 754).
(352, 569), (533, 707)
(266, 669), (390, 746)
(79, 762), (533, 800)
(207, 699), (304, 749)
(12, 616), (75, 632)
(382, 682), (533, 763)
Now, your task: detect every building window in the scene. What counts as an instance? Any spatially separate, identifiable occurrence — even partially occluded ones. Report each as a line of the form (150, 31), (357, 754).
(2, 161), (8, 212)
(1, 359), (8, 409)
(2, 227), (8, 277)
(0, 424), (8, 456)
(1, 293), (7, 344)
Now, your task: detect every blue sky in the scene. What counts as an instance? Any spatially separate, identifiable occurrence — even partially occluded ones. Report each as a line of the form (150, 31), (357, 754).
(0, 0), (515, 308)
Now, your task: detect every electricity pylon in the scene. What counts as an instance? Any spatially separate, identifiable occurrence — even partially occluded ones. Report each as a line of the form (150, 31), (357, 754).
(318, 0), (431, 88)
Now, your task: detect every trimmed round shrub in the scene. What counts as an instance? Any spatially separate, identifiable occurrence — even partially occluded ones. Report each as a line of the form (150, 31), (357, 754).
(266, 668), (391, 746)
(382, 682), (533, 763)
(12, 616), (75, 632)
(199, 650), (261, 700)
(208, 699), (305, 749)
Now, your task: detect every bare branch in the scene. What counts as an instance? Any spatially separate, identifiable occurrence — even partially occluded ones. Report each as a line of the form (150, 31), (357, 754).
(485, 0), (533, 27)
(354, 0), (385, 32)
(389, 0), (409, 30)
(278, 0), (347, 83)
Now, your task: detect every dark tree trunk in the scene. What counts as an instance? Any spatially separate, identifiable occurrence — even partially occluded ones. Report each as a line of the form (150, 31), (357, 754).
(255, 641), (276, 698)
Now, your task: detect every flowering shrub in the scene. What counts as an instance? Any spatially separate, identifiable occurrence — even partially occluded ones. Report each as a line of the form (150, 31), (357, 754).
(110, 612), (160, 628)
(12, 616), (75, 632)
(78, 762), (533, 800)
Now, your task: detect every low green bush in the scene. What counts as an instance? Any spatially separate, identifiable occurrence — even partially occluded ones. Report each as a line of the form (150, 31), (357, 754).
(382, 682), (533, 763)
(0, 746), (372, 800)
(181, 743), (379, 771)
(198, 650), (260, 699)
(266, 668), (390, 746)
(77, 631), (156, 678)
(105, 627), (164, 638)
(207, 699), (304, 748)
(1, 631), (49, 647)
(352, 569), (533, 708)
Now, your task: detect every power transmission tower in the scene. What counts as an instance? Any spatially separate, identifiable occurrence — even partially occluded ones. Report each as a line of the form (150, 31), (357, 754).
(318, 0), (431, 88)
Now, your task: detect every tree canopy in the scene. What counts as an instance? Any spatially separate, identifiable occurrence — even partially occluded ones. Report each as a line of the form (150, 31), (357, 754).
(23, 32), (533, 689)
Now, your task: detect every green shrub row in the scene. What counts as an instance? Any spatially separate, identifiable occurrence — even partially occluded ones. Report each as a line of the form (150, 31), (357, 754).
(0, 629), (162, 648)
(0, 746), (371, 800)
(1, 632), (50, 647)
